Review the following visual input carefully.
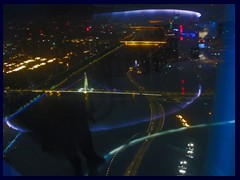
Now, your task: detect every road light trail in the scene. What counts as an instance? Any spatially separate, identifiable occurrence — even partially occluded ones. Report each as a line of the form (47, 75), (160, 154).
(124, 70), (165, 176)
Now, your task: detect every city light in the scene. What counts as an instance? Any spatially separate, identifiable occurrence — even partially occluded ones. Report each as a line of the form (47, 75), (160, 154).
(121, 41), (167, 46)
(4, 54), (72, 74)
(186, 143), (195, 158)
(176, 115), (190, 127)
(3, 4), (232, 176)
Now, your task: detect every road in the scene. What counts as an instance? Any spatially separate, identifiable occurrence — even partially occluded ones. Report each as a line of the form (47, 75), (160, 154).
(124, 69), (165, 176)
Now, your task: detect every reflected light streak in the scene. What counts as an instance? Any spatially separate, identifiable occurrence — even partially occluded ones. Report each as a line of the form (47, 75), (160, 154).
(91, 85), (201, 132)
(4, 94), (46, 132)
(107, 120), (234, 156)
(111, 9), (201, 18)
(3, 132), (23, 155)
(3, 77), (85, 132)
(61, 77), (83, 91)
(89, 78), (121, 92)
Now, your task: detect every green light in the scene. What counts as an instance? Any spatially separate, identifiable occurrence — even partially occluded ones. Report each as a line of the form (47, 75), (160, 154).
(174, 16), (178, 20)
(169, 22), (173, 30)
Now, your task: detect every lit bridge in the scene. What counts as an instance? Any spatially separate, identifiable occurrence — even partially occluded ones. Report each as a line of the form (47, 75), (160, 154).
(4, 73), (212, 101)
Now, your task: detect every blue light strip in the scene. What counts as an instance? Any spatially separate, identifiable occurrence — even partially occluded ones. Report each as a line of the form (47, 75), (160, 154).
(4, 76), (84, 132)
(4, 94), (45, 122)
(3, 77), (85, 155)
(3, 132), (23, 155)
(4, 94), (46, 132)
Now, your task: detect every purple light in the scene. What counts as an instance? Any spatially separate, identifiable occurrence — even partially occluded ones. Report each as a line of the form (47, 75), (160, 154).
(112, 9), (201, 18)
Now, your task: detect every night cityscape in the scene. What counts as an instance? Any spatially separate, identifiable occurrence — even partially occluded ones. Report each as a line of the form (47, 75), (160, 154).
(3, 4), (235, 176)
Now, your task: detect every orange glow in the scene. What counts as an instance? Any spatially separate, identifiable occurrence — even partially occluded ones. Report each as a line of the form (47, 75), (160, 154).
(149, 20), (160, 24)
(121, 41), (166, 46)
(130, 26), (160, 29)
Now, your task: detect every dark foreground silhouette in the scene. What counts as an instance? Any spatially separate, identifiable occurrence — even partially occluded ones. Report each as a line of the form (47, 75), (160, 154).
(19, 93), (105, 175)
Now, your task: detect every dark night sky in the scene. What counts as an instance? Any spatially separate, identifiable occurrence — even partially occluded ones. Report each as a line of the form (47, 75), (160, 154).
(4, 4), (234, 23)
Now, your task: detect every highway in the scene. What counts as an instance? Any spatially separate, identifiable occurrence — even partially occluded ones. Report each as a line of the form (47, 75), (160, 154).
(124, 69), (165, 176)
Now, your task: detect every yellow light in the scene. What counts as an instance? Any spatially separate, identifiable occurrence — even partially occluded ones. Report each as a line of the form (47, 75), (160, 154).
(185, 123), (190, 127)
(176, 115), (182, 119)
(47, 59), (54, 63)
(121, 41), (166, 46)
(24, 59), (34, 64)
(182, 119), (187, 123)
(12, 65), (26, 72)
(40, 58), (47, 61)
(124, 44), (159, 46)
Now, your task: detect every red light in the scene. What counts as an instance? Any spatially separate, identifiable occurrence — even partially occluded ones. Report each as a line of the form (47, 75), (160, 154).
(180, 37), (183, 41)
(182, 86), (185, 95)
(181, 80), (185, 84)
(179, 25), (183, 33)
(86, 27), (90, 32)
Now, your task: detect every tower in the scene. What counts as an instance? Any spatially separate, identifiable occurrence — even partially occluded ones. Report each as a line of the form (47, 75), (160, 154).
(84, 72), (88, 94)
